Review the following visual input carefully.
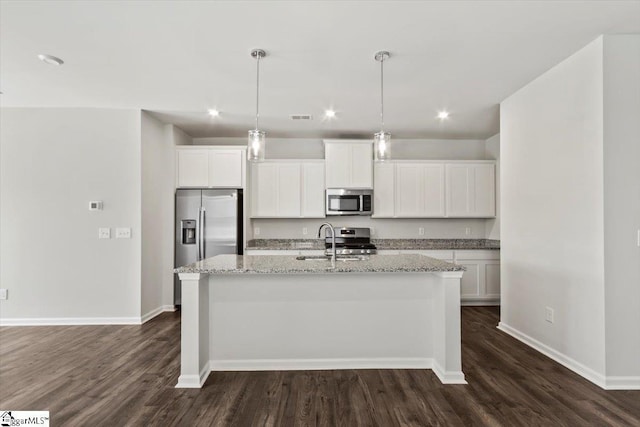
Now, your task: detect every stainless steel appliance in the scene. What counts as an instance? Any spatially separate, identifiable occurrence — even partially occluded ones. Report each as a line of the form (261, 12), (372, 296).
(324, 227), (377, 255)
(174, 189), (243, 305)
(326, 188), (373, 216)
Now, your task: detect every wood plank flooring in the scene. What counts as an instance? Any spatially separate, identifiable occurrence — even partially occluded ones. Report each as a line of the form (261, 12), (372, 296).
(1, 307), (639, 426)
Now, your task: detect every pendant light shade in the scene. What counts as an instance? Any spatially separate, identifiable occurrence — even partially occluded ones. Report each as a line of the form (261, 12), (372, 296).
(248, 49), (266, 162)
(374, 51), (391, 162)
(248, 129), (266, 161)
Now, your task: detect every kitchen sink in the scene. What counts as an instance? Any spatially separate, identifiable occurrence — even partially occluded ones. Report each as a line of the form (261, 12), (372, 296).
(295, 255), (370, 262)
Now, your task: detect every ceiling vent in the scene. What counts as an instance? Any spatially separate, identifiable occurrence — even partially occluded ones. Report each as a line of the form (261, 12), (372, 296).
(290, 114), (313, 120)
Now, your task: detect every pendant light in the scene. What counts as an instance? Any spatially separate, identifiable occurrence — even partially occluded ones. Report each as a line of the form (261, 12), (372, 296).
(248, 49), (266, 162)
(374, 51), (391, 162)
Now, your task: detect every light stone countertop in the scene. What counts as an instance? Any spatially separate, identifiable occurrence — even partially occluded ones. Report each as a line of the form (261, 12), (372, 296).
(246, 238), (500, 251)
(175, 254), (465, 275)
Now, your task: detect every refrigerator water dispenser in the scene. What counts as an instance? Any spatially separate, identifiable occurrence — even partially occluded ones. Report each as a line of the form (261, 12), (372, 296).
(181, 220), (196, 244)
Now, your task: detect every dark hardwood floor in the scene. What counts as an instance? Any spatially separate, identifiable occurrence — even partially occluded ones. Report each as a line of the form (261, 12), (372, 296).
(1, 307), (638, 426)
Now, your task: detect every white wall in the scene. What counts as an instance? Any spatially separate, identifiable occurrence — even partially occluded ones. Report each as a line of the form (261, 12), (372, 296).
(252, 217), (487, 240)
(602, 35), (640, 379)
(172, 125), (193, 146)
(484, 133), (500, 240)
(141, 112), (175, 319)
(500, 38), (607, 380)
(193, 137), (488, 160)
(0, 108), (142, 322)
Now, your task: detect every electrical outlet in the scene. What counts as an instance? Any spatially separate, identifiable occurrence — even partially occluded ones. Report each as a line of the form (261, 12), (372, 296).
(0, 289), (7, 300)
(302, 227), (308, 235)
(254, 227), (260, 236)
(545, 307), (554, 323)
(116, 227), (131, 239)
(465, 227), (472, 235)
(418, 227), (425, 236)
(98, 228), (111, 239)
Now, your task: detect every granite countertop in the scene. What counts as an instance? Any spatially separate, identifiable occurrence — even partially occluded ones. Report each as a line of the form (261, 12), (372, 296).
(246, 238), (500, 251)
(175, 254), (465, 275)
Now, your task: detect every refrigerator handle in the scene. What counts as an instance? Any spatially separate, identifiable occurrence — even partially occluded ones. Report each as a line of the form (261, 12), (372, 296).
(199, 206), (206, 260)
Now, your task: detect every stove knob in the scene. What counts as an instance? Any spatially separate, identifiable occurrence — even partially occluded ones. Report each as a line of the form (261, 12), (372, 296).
(366, 249), (371, 254)
(348, 249), (353, 254)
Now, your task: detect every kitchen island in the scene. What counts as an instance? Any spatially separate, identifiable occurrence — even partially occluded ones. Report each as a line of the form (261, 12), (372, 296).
(175, 254), (466, 388)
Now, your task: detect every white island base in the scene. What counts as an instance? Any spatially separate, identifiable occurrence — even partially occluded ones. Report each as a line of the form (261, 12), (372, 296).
(175, 255), (466, 389)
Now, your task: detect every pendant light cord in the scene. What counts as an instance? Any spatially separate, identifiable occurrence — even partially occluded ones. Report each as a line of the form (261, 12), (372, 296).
(381, 55), (385, 132)
(255, 53), (260, 130)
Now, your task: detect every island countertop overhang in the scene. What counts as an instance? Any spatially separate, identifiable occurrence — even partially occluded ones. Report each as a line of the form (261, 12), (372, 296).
(175, 254), (465, 275)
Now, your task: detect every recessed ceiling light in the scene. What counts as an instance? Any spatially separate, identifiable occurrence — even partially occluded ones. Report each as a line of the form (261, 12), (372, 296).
(437, 110), (449, 120)
(324, 109), (336, 118)
(37, 54), (64, 66)
(207, 109), (220, 117)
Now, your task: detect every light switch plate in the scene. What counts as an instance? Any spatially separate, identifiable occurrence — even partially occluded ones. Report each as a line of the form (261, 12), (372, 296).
(98, 228), (111, 239)
(116, 227), (131, 239)
(0, 289), (7, 300)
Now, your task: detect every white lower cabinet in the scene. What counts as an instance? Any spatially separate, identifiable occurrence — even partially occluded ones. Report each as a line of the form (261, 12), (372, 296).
(383, 249), (500, 305)
(454, 250), (500, 305)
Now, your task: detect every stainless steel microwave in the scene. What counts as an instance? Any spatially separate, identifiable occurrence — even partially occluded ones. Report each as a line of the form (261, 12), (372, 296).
(326, 189), (373, 216)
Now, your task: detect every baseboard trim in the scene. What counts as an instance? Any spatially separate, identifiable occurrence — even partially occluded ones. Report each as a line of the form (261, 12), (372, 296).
(210, 357), (433, 372)
(432, 360), (467, 384)
(176, 361), (211, 388)
(461, 300), (500, 306)
(141, 305), (176, 324)
(0, 317), (142, 326)
(0, 305), (176, 326)
(497, 321), (607, 389)
(604, 376), (640, 390)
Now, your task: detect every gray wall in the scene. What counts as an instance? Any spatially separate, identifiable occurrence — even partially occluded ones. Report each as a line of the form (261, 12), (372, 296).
(0, 108), (142, 321)
(602, 35), (640, 378)
(141, 112), (176, 318)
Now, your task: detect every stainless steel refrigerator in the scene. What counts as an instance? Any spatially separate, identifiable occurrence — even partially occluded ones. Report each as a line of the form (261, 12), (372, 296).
(174, 189), (243, 306)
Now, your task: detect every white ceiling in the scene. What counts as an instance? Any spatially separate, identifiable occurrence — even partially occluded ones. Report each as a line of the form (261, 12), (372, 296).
(1, 1), (639, 139)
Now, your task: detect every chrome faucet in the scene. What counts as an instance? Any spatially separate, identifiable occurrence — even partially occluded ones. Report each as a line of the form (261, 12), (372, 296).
(317, 222), (336, 267)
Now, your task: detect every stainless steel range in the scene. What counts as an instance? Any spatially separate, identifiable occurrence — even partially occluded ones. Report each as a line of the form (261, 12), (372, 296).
(324, 227), (377, 255)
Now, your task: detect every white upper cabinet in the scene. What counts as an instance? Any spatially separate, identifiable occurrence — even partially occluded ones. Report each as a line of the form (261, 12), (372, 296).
(251, 160), (325, 218)
(176, 147), (245, 188)
(324, 140), (373, 188)
(396, 163), (445, 217)
(373, 160), (494, 218)
(176, 149), (209, 187)
(445, 163), (496, 217)
(301, 162), (326, 217)
(208, 150), (244, 188)
(373, 162), (395, 217)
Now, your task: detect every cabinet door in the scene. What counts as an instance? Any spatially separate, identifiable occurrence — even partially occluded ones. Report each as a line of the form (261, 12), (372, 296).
(208, 150), (243, 188)
(485, 262), (501, 300)
(325, 144), (351, 188)
(459, 262), (481, 299)
(350, 143), (373, 188)
(446, 163), (496, 217)
(395, 163), (424, 217)
(251, 163), (278, 217)
(176, 150), (209, 187)
(373, 163), (395, 217)
(446, 164), (471, 216)
(423, 164), (445, 217)
(277, 164), (302, 217)
(301, 162), (325, 217)
(473, 164), (496, 217)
